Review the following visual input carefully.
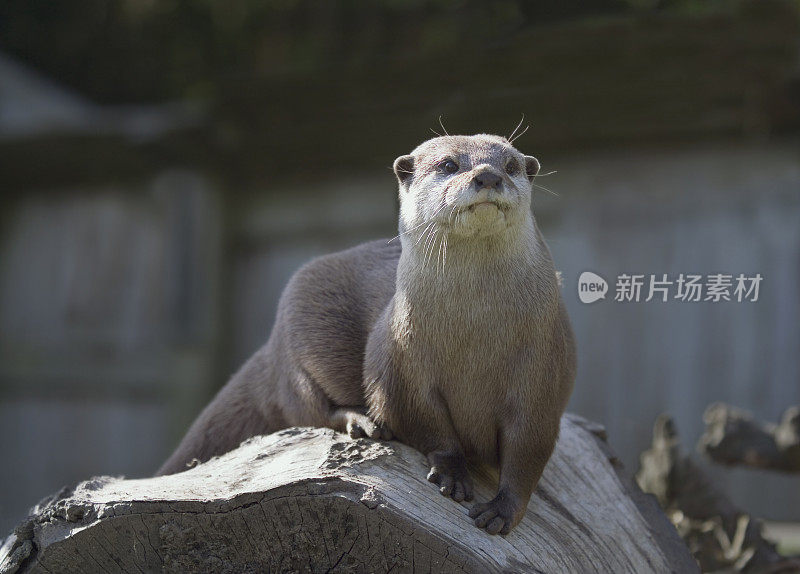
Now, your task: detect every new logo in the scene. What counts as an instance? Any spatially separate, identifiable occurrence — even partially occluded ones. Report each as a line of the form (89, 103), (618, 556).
(578, 271), (608, 304)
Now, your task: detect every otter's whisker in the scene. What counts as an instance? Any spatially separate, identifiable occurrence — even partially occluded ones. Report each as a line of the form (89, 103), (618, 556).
(442, 235), (447, 275)
(433, 205), (456, 274)
(389, 219), (432, 244)
(389, 164), (416, 176)
(436, 232), (445, 276)
(416, 221), (436, 247)
(388, 204), (448, 244)
(423, 224), (441, 269)
(509, 124), (529, 143)
(416, 214), (443, 261)
(532, 182), (559, 197)
(449, 205), (461, 232)
(430, 201), (449, 220)
(508, 114), (525, 142)
(423, 226), (438, 265)
(426, 230), (441, 270)
(447, 203), (459, 225)
(435, 234), (441, 274)
(437, 230), (449, 276)
(420, 227), (433, 264)
(438, 115), (450, 137)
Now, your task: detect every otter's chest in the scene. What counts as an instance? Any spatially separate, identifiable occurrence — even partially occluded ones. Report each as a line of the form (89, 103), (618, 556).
(402, 297), (539, 462)
(410, 286), (537, 361)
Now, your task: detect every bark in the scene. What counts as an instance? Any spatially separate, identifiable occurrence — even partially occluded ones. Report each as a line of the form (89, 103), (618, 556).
(2, 414), (696, 574)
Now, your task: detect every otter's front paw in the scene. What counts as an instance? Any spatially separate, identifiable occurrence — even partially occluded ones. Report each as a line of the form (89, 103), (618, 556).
(468, 490), (522, 535)
(344, 411), (393, 441)
(426, 451), (474, 502)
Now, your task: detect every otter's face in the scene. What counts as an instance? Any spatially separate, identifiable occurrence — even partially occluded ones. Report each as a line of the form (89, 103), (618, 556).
(393, 134), (540, 239)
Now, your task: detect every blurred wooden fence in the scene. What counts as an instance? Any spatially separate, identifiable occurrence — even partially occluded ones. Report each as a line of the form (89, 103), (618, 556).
(2, 140), (797, 536)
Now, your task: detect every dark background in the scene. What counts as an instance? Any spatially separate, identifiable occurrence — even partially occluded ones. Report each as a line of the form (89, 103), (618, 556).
(1, 0), (799, 537)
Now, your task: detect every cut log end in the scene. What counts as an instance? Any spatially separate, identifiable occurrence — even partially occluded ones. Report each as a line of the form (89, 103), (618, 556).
(2, 414), (697, 574)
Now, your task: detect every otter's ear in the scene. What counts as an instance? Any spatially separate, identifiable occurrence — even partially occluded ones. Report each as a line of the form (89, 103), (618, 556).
(393, 155), (415, 186)
(524, 156), (541, 181)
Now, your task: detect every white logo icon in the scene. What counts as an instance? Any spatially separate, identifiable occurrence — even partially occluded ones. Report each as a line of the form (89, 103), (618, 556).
(578, 271), (608, 304)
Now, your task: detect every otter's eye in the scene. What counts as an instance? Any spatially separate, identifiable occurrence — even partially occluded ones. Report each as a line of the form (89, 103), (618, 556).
(440, 160), (459, 174)
(505, 160), (519, 176)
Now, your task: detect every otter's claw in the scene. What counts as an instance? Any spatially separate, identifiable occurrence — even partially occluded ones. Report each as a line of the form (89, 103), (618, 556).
(468, 492), (521, 535)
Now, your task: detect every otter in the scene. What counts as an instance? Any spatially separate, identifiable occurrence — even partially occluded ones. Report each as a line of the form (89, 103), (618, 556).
(158, 134), (576, 536)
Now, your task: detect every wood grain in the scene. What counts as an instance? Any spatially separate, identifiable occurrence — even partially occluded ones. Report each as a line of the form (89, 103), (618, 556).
(1, 414), (697, 573)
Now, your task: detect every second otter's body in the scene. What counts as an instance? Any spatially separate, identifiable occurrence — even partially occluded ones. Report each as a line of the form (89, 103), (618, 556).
(159, 134), (576, 535)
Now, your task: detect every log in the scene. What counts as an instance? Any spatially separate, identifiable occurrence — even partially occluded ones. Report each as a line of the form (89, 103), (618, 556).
(1, 414), (697, 574)
(698, 403), (800, 473)
(637, 414), (800, 573)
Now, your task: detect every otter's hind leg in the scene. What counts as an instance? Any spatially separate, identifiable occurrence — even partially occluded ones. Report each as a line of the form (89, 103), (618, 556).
(289, 365), (392, 440)
(329, 407), (393, 440)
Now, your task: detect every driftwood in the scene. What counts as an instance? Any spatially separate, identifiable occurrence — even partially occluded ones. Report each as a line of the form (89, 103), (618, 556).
(699, 404), (800, 473)
(637, 414), (800, 573)
(1, 414), (696, 574)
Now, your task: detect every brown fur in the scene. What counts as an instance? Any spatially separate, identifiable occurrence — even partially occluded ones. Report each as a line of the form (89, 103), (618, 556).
(158, 134), (576, 536)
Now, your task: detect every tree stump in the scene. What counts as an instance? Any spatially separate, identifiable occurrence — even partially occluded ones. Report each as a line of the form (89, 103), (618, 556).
(1, 414), (697, 573)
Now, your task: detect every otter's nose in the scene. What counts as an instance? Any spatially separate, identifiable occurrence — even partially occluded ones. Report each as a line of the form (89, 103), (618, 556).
(473, 170), (502, 190)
